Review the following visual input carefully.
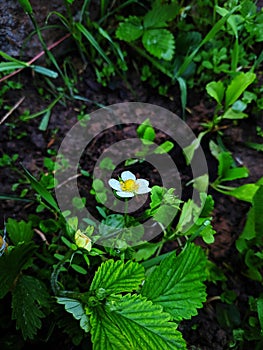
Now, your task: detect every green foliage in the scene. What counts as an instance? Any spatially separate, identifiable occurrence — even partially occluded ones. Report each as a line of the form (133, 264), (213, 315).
(51, 246), (208, 348)
(0, 242), (36, 299)
(6, 218), (33, 245)
(141, 243), (207, 321)
(90, 294), (186, 350)
(12, 275), (50, 339)
(56, 297), (90, 332)
(22, 165), (60, 212)
(116, 3), (178, 61)
(90, 259), (144, 295)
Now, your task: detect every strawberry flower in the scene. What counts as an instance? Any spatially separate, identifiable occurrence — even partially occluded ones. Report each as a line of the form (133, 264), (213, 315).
(108, 171), (151, 198)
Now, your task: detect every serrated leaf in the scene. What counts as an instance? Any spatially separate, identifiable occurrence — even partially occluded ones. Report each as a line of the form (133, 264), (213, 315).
(56, 297), (90, 332)
(225, 72), (256, 108)
(116, 16), (143, 42)
(12, 275), (50, 339)
(90, 294), (186, 350)
(90, 259), (144, 295)
(143, 4), (179, 28)
(6, 218), (34, 245)
(0, 242), (36, 298)
(141, 243), (207, 321)
(142, 29), (175, 61)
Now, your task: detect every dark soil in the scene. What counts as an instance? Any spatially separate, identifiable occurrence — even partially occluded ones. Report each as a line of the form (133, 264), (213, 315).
(1, 2), (263, 350)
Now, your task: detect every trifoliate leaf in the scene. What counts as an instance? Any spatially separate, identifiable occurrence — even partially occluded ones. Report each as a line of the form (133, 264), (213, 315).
(90, 259), (144, 295)
(56, 297), (90, 332)
(116, 16), (143, 42)
(90, 294), (186, 350)
(141, 243), (207, 321)
(142, 29), (175, 61)
(0, 242), (36, 299)
(11, 275), (50, 340)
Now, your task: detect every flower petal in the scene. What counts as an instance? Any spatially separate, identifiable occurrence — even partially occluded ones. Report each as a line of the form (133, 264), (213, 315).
(135, 179), (151, 194)
(121, 171), (136, 181)
(108, 179), (121, 191)
(116, 191), (134, 198)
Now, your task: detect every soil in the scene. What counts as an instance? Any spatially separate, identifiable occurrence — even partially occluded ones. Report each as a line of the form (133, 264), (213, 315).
(1, 2), (263, 350)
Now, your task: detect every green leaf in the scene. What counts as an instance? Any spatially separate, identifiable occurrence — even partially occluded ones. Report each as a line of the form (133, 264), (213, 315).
(90, 294), (186, 350)
(143, 4), (179, 28)
(224, 184), (259, 202)
(18, 0), (33, 14)
(200, 225), (215, 244)
(116, 16), (143, 42)
(222, 167), (249, 182)
(39, 110), (51, 131)
(153, 204), (176, 225)
(183, 131), (207, 165)
(236, 207), (255, 252)
(90, 259), (144, 295)
(56, 297), (90, 332)
(6, 218), (33, 245)
(177, 76), (187, 117)
(177, 5), (240, 77)
(0, 62), (26, 72)
(154, 141), (174, 154)
(222, 108), (248, 120)
(246, 142), (263, 152)
(0, 242), (36, 299)
(99, 157), (115, 170)
(206, 81), (225, 105)
(142, 29), (175, 61)
(21, 165), (60, 212)
(217, 151), (249, 182)
(76, 23), (112, 66)
(32, 65), (58, 79)
(133, 243), (160, 262)
(141, 243), (207, 321)
(175, 199), (195, 233)
(199, 193), (214, 217)
(71, 264), (88, 274)
(12, 275), (49, 340)
(218, 152), (233, 178)
(225, 72), (256, 108)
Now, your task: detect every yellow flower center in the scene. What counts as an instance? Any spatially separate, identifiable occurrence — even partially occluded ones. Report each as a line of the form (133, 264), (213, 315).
(120, 179), (139, 192)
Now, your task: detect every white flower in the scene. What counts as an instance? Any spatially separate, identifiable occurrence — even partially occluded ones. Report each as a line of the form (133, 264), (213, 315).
(108, 171), (151, 198)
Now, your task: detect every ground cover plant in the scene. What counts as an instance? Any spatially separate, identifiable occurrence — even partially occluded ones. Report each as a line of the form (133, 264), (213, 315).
(0, 0), (263, 349)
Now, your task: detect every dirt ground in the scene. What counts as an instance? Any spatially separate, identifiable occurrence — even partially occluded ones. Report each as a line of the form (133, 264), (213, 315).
(1, 1), (263, 349)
